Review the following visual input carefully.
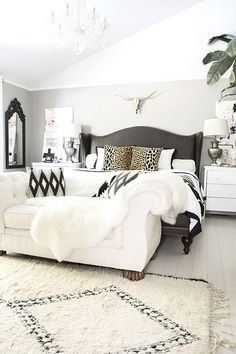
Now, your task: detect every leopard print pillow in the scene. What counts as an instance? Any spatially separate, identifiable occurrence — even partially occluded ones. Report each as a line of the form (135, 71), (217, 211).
(103, 145), (132, 170)
(130, 146), (162, 171)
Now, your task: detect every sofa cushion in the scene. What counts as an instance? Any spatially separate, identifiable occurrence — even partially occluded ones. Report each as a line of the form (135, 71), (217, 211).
(64, 170), (117, 196)
(4, 204), (41, 229)
(27, 167), (65, 198)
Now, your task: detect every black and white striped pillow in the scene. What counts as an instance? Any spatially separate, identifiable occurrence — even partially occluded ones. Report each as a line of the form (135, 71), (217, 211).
(94, 171), (142, 199)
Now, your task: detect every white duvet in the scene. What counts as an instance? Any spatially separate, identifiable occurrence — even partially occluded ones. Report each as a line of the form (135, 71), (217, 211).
(30, 171), (187, 261)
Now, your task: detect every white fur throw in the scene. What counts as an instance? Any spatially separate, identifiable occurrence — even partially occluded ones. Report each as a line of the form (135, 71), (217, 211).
(109, 171), (187, 225)
(31, 196), (128, 261)
(30, 171), (187, 261)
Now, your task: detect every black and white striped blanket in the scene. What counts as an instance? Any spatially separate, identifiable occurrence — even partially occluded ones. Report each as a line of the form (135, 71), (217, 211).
(94, 170), (205, 238)
(172, 171), (205, 237)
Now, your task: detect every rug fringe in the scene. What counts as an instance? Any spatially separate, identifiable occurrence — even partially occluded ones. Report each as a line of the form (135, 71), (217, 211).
(209, 283), (236, 353)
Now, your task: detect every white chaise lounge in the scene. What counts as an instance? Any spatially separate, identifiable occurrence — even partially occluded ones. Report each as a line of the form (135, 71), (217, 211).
(0, 170), (185, 280)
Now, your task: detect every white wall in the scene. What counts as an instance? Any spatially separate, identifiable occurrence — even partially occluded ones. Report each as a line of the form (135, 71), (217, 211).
(35, 0), (236, 90)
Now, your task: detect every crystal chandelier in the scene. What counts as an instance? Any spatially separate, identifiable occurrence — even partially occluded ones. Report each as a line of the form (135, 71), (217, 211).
(50, 0), (107, 55)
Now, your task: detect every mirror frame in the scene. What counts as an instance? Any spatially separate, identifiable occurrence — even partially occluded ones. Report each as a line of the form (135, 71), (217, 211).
(5, 98), (26, 169)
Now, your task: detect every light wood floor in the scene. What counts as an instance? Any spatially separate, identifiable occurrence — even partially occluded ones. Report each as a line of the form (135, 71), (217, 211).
(146, 214), (236, 354)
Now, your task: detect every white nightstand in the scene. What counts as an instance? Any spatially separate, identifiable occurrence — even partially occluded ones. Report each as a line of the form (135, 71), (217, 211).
(204, 166), (236, 214)
(32, 162), (82, 171)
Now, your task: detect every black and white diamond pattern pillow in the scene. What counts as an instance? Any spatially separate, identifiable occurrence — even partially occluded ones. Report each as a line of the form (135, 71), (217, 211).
(27, 167), (65, 198)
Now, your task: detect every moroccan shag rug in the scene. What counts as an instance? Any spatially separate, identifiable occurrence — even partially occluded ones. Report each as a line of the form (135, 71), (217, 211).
(0, 255), (229, 354)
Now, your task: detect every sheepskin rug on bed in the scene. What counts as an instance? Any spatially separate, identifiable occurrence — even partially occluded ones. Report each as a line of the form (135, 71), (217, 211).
(0, 255), (212, 354)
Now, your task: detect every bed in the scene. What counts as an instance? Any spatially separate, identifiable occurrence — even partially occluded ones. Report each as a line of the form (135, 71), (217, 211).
(0, 126), (204, 281)
(80, 126), (203, 254)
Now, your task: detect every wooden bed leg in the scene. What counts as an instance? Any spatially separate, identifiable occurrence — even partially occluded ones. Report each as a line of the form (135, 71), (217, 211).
(0, 250), (6, 256)
(122, 270), (145, 281)
(181, 236), (193, 254)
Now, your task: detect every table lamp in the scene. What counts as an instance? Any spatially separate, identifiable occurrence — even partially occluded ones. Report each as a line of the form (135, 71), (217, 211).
(63, 122), (81, 162)
(203, 118), (229, 165)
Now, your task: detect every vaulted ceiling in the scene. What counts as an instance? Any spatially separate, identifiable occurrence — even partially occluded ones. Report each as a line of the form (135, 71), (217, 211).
(0, 0), (203, 87)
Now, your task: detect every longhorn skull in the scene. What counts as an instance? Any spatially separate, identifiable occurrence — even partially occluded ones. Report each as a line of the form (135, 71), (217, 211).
(116, 91), (158, 114)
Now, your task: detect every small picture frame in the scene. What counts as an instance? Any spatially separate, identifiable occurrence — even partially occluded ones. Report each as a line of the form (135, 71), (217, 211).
(218, 144), (233, 166)
(42, 131), (65, 162)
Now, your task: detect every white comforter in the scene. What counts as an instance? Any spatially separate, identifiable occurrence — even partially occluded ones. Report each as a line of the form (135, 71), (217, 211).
(30, 171), (187, 261)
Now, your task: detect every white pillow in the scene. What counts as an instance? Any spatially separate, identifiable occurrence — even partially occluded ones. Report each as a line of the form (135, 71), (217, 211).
(85, 153), (97, 169)
(172, 159), (196, 173)
(158, 149), (175, 170)
(96, 147), (104, 170)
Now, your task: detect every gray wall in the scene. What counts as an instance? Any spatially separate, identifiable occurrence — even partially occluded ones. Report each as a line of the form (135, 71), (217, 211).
(2, 78), (232, 179)
(31, 79), (229, 177)
(2, 82), (31, 171)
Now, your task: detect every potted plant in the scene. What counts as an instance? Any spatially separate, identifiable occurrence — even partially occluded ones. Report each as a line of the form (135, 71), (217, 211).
(203, 34), (236, 100)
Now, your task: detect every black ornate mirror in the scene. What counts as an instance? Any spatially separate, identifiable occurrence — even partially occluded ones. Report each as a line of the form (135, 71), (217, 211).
(5, 98), (26, 169)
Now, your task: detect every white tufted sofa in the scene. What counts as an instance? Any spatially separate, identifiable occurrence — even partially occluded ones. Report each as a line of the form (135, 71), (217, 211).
(0, 171), (162, 279)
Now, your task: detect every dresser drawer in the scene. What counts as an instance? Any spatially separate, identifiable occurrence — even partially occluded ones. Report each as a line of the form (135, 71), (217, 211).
(207, 184), (236, 198)
(206, 197), (236, 213)
(207, 170), (236, 185)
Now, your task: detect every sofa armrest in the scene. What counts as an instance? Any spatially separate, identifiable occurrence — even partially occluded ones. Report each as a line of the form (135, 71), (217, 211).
(98, 192), (163, 272)
(0, 172), (28, 232)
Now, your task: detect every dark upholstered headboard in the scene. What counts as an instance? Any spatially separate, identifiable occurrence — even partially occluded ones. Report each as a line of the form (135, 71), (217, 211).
(80, 126), (203, 176)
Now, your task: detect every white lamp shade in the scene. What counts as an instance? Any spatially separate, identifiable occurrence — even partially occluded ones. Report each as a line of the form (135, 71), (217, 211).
(203, 118), (229, 137)
(62, 122), (81, 138)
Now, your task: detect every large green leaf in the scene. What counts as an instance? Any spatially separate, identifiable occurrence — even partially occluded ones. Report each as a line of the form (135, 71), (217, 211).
(208, 34), (235, 44)
(207, 55), (234, 85)
(203, 50), (227, 64)
(226, 38), (236, 57)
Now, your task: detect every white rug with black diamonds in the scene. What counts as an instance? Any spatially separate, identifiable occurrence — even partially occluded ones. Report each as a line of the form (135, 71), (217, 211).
(0, 255), (210, 354)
